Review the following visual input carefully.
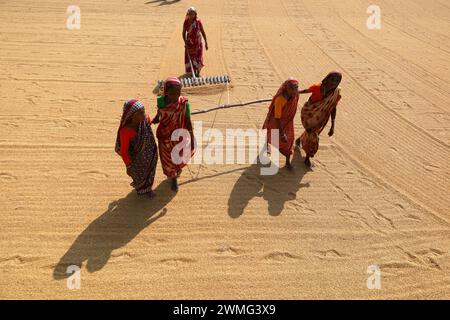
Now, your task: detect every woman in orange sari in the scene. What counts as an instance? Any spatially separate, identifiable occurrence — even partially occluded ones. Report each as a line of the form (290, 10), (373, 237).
(182, 7), (208, 77)
(263, 78), (300, 169)
(153, 77), (195, 192)
(296, 72), (342, 167)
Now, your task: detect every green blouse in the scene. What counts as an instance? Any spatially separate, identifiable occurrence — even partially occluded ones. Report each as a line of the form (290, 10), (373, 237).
(153, 96), (191, 124)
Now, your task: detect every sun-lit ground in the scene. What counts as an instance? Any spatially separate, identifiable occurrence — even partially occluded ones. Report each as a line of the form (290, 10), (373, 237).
(0, 0), (449, 299)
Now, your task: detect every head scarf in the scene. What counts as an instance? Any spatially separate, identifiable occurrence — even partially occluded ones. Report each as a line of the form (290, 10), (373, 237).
(186, 7), (197, 20)
(273, 77), (299, 99)
(119, 100), (145, 128)
(164, 77), (182, 96)
(115, 100), (146, 155)
(264, 77), (299, 125)
(287, 77), (299, 85)
(262, 78), (300, 155)
(322, 71), (342, 87)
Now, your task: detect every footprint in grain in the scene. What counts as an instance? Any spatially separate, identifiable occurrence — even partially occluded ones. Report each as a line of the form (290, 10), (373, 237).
(416, 248), (445, 270)
(423, 163), (440, 172)
(110, 251), (133, 261)
(289, 201), (316, 215)
(159, 258), (195, 267)
(215, 246), (241, 257)
(360, 177), (377, 188)
(378, 261), (416, 270)
(0, 172), (18, 182)
(314, 249), (345, 259)
(0, 255), (42, 266)
(3, 122), (19, 128)
(264, 251), (302, 262)
(61, 119), (76, 128)
(389, 201), (421, 221)
(78, 170), (109, 181)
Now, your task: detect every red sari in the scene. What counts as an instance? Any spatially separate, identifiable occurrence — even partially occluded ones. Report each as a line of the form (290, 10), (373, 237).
(156, 96), (194, 178)
(183, 18), (204, 74)
(263, 80), (300, 156)
(300, 88), (341, 157)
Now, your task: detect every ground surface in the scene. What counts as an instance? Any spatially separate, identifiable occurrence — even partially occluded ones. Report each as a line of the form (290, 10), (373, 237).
(0, 0), (449, 299)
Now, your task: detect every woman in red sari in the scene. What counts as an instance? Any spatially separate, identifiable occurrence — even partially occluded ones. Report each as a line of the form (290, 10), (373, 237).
(263, 78), (300, 169)
(153, 77), (195, 192)
(296, 72), (342, 167)
(182, 7), (208, 77)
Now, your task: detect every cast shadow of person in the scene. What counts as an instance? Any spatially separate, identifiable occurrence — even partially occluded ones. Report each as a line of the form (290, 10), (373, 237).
(228, 150), (310, 218)
(53, 181), (175, 280)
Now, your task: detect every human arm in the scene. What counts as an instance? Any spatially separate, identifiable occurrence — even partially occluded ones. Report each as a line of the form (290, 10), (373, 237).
(186, 116), (195, 150)
(152, 109), (161, 124)
(274, 96), (287, 142)
(182, 22), (188, 46)
(119, 128), (135, 174)
(200, 21), (208, 50)
(328, 93), (341, 136)
(328, 106), (336, 137)
(185, 101), (195, 150)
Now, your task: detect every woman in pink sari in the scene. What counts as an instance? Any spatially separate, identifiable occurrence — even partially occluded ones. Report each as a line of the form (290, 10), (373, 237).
(182, 7), (208, 77)
(296, 72), (342, 167)
(263, 78), (300, 169)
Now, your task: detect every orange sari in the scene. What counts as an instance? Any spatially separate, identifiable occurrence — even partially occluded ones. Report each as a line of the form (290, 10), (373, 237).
(263, 80), (300, 156)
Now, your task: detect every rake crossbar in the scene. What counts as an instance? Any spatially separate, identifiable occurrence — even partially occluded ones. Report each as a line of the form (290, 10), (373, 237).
(157, 74), (231, 89)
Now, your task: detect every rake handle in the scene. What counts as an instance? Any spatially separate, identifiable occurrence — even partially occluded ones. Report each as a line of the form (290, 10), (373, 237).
(186, 48), (197, 79)
(191, 98), (272, 115)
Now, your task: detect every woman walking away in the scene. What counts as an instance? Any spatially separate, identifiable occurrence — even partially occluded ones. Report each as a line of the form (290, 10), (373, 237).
(182, 7), (208, 77)
(296, 72), (342, 167)
(115, 100), (158, 197)
(263, 78), (300, 169)
(153, 77), (195, 192)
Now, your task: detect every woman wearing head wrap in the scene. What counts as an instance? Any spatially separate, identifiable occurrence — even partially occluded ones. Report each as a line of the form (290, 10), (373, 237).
(152, 77), (195, 191)
(115, 100), (158, 197)
(263, 78), (300, 169)
(296, 72), (343, 167)
(182, 7), (208, 77)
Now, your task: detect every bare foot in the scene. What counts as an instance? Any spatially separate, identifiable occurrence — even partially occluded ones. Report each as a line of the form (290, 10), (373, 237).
(285, 156), (293, 170)
(304, 156), (311, 168)
(170, 178), (179, 192)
